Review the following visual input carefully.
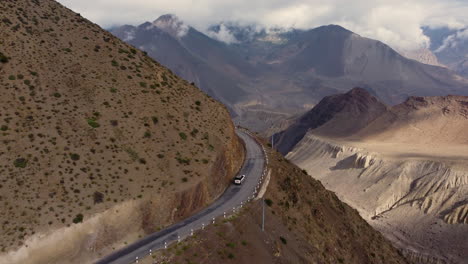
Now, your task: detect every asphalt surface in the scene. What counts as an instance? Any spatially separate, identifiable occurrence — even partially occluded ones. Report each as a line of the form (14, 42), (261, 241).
(95, 129), (266, 264)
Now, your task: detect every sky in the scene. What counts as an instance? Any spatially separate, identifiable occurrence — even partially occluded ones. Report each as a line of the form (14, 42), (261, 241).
(57, 0), (468, 51)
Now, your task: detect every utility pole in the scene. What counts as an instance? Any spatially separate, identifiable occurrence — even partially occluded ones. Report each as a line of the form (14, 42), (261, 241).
(262, 198), (265, 232)
(271, 134), (274, 150)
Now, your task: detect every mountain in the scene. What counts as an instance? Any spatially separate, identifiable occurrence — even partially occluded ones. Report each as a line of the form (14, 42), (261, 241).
(276, 88), (468, 263)
(0, 2), (415, 264)
(275, 87), (388, 155)
(423, 26), (468, 77)
(112, 20), (468, 135)
(111, 15), (255, 109)
(0, 1), (244, 263)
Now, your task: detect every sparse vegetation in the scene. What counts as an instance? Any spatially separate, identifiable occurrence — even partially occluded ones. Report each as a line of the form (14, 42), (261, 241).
(86, 117), (100, 128)
(72, 214), (84, 224)
(93, 192), (104, 204)
(13, 158), (28, 168)
(280, 236), (287, 245)
(0, 51), (8, 63)
(179, 132), (187, 140)
(70, 153), (80, 161)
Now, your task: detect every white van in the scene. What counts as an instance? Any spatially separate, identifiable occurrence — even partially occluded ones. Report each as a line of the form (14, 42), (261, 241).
(233, 174), (246, 185)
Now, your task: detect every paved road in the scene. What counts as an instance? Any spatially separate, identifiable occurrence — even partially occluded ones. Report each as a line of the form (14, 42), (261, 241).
(95, 130), (266, 264)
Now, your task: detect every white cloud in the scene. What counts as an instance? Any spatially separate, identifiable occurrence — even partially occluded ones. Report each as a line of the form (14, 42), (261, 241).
(207, 24), (239, 44)
(151, 15), (189, 38)
(435, 28), (468, 53)
(57, 0), (468, 50)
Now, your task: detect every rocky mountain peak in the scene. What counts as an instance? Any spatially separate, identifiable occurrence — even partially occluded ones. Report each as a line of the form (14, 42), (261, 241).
(152, 14), (189, 38)
(275, 88), (387, 154)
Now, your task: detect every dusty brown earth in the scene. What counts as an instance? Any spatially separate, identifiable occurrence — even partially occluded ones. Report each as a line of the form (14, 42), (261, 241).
(0, 0), (243, 263)
(281, 91), (468, 263)
(140, 139), (410, 264)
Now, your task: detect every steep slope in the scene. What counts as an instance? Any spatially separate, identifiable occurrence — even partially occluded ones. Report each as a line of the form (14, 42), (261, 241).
(275, 87), (388, 155)
(139, 144), (410, 264)
(113, 22), (468, 135)
(398, 48), (443, 67)
(0, 1), (244, 263)
(278, 89), (468, 263)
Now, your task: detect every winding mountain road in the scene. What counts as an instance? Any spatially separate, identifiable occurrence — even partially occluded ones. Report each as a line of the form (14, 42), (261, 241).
(95, 129), (266, 264)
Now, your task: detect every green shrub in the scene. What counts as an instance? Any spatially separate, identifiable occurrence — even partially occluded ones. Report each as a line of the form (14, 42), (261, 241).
(53, 92), (61, 98)
(179, 132), (187, 140)
(151, 116), (158, 124)
(195, 100), (201, 106)
(13, 158), (27, 168)
(110, 88), (117, 93)
(226, 242), (236, 248)
(0, 125), (7, 131)
(111, 60), (118, 67)
(0, 51), (8, 63)
(73, 214), (83, 224)
(70, 153), (80, 161)
(265, 198), (273, 207)
(176, 156), (190, 165)
(280, 236), (287, 245)
(124, 148), (139, 161)
(8, 75), (15, 80)
(87, 118), (100, 128)
(93, 191), (104, 204)
(190, 129), (199, 137)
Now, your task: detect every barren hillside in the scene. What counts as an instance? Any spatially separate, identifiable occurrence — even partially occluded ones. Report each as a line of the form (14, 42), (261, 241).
(278, 89), (468, 263)
(0, 0), (243, 263)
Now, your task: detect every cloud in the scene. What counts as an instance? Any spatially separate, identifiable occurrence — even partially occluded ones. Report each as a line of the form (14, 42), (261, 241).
(207, 24), (239, 44)
(435, 28), (468, 53)
(57, 0), (468, 50)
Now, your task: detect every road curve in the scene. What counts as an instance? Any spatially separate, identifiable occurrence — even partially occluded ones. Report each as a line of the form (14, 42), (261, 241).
(95, 129), (266, 264)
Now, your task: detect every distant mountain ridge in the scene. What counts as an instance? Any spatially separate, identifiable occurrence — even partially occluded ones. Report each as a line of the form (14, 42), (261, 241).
(111, 16), (468, 134)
